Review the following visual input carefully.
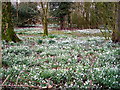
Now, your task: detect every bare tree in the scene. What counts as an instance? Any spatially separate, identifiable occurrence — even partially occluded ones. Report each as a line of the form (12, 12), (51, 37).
(0, 1), (1, 68)
(38, 2), (49, 36)
(112, 2), (120, 43)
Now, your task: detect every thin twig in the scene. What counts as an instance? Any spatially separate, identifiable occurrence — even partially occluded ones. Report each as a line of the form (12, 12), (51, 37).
(2, 75), (10, 85)
(19, 77), (41, 84)
(15, 71), (23, 85)
(0, 85), (42, 89)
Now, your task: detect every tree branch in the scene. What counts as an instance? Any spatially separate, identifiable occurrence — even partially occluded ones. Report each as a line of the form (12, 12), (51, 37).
(2, 75), (10, 85)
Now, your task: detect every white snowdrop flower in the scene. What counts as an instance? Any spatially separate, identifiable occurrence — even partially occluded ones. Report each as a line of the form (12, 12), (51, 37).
(68, 59), (71, 62)
(25, 83), (27, 85)
(23, 65), (26, 68)
(33, 75), (37, 80)
(116, 75), (118, 78)
(35, 67), (39, 70)
(14, 66), (18, 70)
(64, 83), (68, 87)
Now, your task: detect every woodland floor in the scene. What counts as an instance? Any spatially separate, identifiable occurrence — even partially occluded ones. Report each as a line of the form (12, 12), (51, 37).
(1, 27), (120, 89)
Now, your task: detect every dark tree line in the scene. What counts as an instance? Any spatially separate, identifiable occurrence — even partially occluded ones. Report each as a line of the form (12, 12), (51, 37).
(49, 2), (72, 29)
(1, 2), (120, 43)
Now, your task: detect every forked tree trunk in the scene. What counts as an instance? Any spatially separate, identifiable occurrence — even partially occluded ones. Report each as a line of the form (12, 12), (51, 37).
(2, 2), (21, 42)
(112, 2), (120, 43)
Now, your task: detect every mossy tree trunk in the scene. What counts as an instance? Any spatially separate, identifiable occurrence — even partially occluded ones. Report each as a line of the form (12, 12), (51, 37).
(0, 1), (2, 68)
(112, 2), (120, 43)
(43, 14), (48, 36)
(40, 2), (48, 36)
(2, 2), (21, 42)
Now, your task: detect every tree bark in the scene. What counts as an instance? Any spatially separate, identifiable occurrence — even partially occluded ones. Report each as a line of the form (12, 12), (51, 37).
(67, 13), (71, 28)
(43, 15), (48, 36)
(0, 1), (2, 68)
(112, 2), (120, 43)
(60, 17), (64, 30)
(16, 2), (19, 24)
(2, 2), (21, 42)
(84, 3), (90, 28)
(40, 2), (48, 36)
(117, 2), (120, 41)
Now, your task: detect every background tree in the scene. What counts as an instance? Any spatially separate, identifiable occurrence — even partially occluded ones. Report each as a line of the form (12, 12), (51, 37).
(112, 2), (120, 42)
(95, 2), (119, 40)
(2, 2), (21, 42)
(39, 2), (49, 36)
(12, 2), (39, 27)
(12, 2), (49, 36)
(0, 1), (2, 68)
(50, 2), (71, 30)
(84, 2), (91, 28)
(71, 2), (93, 29)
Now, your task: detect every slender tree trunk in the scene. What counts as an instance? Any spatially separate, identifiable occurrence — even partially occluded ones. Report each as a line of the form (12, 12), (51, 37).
(85, 3), (90, 29)
(40, 2), (48, 36)
(43, 15), (48, 36)
(60, 17), (64, 30)
(118, 2), (120, 32)
(16, 2), (19, 25)
(0, 1), (2, 68)
(112, 2), (120, 43)
(2, 2), (21, 42)
(68, 13), (71, 28)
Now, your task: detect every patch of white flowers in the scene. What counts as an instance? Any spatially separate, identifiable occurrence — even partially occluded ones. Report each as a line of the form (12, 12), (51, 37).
(1, 29), (120, 89)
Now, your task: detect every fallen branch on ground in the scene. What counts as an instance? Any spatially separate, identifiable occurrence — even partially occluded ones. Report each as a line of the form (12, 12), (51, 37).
(2, 75), (10, 85)
(0, 85), (42, 89)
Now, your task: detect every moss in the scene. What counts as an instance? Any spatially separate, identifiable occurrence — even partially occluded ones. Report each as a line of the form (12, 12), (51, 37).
(2, 2), (21, 42)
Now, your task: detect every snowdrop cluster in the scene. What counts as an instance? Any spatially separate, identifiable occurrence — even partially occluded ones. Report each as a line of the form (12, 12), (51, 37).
(1, 30), (120, 89)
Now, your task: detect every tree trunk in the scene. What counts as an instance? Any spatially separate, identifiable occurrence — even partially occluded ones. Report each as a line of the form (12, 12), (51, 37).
(118, 2), (120, 34)
(43, 15), (48, 36)
(40, 2), (48, 36)
(16, 2), (19, 24)
(68, 13), (71, 28)
(112, 2), (120, 43)
(84, 3), (90, 29)
(60, 17), (64, 30)
(0, 1), (1, 68)
(2, 2), (21, 42)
